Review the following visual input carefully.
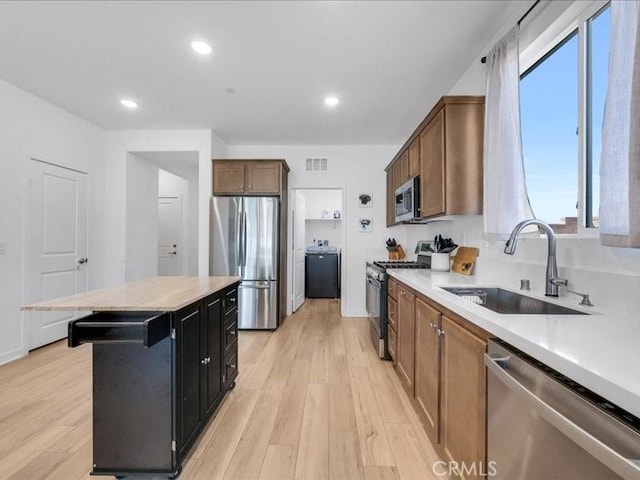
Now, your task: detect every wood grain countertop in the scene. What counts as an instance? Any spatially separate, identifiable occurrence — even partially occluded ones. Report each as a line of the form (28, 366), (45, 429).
(22, 276), (241, 312)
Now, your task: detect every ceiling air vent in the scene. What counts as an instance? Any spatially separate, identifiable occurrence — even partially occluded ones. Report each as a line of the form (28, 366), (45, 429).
(305, 158), (328, 173)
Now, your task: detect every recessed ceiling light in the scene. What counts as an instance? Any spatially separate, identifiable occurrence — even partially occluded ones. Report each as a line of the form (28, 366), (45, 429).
(120, 99), (138, 109)
(324, 96), (340, 107)
(191, 40), (212, 55)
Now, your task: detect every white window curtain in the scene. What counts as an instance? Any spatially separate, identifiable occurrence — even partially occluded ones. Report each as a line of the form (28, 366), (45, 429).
(483, 26), (534, 241)
(600, 0), (640, 247)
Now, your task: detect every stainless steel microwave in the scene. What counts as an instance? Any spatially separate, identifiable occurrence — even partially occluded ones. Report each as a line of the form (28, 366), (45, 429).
(395, 177), (420, 222)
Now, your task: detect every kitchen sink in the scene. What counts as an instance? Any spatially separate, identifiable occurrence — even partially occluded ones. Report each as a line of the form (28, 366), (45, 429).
(441, 287), (588, 315)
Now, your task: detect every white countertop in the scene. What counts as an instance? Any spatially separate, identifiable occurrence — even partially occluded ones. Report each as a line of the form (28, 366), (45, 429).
(387, 269), (640, 419)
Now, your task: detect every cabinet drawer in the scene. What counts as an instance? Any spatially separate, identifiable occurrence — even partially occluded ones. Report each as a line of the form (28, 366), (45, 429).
(223, 288), (238, 315)
(223, 351), (238, 388)
(388, 326), (397, 362)
(387, 297), (397, 331)
(388, 280), (398, 300)
(224, 319), (238, 355)
(68, 311), (170, 348)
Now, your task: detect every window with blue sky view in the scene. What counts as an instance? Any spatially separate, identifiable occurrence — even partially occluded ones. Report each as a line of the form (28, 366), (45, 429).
(520, 5), (610, 233)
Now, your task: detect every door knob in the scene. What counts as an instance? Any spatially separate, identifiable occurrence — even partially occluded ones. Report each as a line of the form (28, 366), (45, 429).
(77, 258), (88, 265)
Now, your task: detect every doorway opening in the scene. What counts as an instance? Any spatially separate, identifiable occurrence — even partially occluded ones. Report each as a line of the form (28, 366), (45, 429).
(124, 151), (199, 281)
(291, 188), (344, 313)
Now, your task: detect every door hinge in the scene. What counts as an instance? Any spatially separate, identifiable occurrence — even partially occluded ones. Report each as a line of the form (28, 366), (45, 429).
(171, 440), (176, 452)
(171, 329), (176, 340)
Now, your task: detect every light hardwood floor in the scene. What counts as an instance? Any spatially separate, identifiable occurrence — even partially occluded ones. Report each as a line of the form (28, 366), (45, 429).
(0, 299), (441, 480)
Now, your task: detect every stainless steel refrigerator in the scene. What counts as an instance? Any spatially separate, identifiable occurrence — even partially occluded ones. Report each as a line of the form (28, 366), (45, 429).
(210, 196), (279, 329)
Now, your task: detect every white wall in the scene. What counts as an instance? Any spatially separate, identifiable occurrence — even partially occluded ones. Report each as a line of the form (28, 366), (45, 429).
(0, 78), (105, 364)
(305, 220), (343, 248)
(302, 189), (343, 220)
(159, 167), (199, 276)
(104, 130), (214, 285)
(227, 145), (401, 317)
(299, 188), (344, 248)
(125, 154), (159, 281)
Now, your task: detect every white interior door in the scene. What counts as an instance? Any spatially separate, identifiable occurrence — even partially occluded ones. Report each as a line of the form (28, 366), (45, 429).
(25, 159), (88, 350)
(292, 190), (306, 312)
(158, 196), (182, 276)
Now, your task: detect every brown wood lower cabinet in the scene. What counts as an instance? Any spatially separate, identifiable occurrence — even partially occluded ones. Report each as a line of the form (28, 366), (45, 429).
(396, 284), (415, 395)
(390, 279), (489, 480)
(440, 316), (487, 480)
(414, 298), (441, 441)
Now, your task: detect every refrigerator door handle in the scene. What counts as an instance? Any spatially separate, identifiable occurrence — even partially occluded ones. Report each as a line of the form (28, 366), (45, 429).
(241, 211), (248, 267)
(239, 283), (270, 290)
(236, 208), (243, 274)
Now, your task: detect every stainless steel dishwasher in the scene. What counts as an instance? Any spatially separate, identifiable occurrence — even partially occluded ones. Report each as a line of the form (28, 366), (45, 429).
(486, 339), (640, 480)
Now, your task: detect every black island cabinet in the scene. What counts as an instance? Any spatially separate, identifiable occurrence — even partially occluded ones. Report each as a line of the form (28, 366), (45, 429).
(68, 281), (239, 479)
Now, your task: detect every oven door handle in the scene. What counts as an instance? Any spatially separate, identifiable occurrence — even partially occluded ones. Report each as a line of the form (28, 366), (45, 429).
(485, 354), (640, 480)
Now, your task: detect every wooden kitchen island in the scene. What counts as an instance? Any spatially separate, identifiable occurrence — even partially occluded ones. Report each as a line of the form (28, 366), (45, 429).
(23, 276), (241, 479)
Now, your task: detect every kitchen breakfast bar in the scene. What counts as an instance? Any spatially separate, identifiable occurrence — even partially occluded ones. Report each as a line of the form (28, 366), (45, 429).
(23, 276), (241, 479)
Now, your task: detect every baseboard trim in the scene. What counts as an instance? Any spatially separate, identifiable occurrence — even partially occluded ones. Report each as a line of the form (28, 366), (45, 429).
(0, 347), (27, 367)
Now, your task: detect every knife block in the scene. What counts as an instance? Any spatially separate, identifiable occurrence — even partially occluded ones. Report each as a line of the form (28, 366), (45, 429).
(388, 245), (406, 260)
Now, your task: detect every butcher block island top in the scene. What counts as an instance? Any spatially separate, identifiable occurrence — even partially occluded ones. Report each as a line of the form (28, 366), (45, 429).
(22, 275), (240, 312)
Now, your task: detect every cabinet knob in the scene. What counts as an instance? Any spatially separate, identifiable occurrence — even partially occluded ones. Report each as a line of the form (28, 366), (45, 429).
(248, 186), (252, 189)
(240, 185), (244, 189)
(201, 358), (207, 365)
(230, 330), (236, 336)
(230, 364), (236, 369)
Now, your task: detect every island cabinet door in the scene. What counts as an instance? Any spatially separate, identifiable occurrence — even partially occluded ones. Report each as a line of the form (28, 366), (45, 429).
(202, 295), (223, 416)
(176, 303), (202, 457)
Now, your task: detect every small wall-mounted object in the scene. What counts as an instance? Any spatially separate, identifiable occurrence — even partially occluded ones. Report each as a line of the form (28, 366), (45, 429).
(358, 193), (373, 208)
(358, 218), (373, 232)
(333, 210), (341, 219)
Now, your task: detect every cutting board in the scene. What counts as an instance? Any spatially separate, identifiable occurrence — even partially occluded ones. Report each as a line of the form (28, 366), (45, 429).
(451, 247), (479, 275)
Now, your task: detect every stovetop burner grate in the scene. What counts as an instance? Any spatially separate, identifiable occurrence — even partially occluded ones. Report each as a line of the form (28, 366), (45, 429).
(373, 261), (429, 269)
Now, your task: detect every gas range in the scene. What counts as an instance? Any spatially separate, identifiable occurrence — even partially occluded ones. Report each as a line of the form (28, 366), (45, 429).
(366, 260), (429, 282)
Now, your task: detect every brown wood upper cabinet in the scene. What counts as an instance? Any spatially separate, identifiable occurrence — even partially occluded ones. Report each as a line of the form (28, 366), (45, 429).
(420, 109), (445, 217)
(408, 139), (420, 179)
(385, 96), (484, 225)
(386, 169), (395, 227)
(213, 160), (289, 195)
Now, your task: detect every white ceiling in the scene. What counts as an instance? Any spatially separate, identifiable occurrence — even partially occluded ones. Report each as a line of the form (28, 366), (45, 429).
(0, 1), (529, 145)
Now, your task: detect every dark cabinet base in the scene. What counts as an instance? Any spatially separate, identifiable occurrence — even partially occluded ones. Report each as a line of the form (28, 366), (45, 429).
(71, 282), (240, 479)
(93, 339), (173, 474)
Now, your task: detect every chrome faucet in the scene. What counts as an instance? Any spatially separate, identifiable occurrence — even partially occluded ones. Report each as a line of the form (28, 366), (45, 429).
(504, 219), (567, 297)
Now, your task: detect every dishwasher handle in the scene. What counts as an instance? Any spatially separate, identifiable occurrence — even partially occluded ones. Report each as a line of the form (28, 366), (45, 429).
(485, 353), (640, 480)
